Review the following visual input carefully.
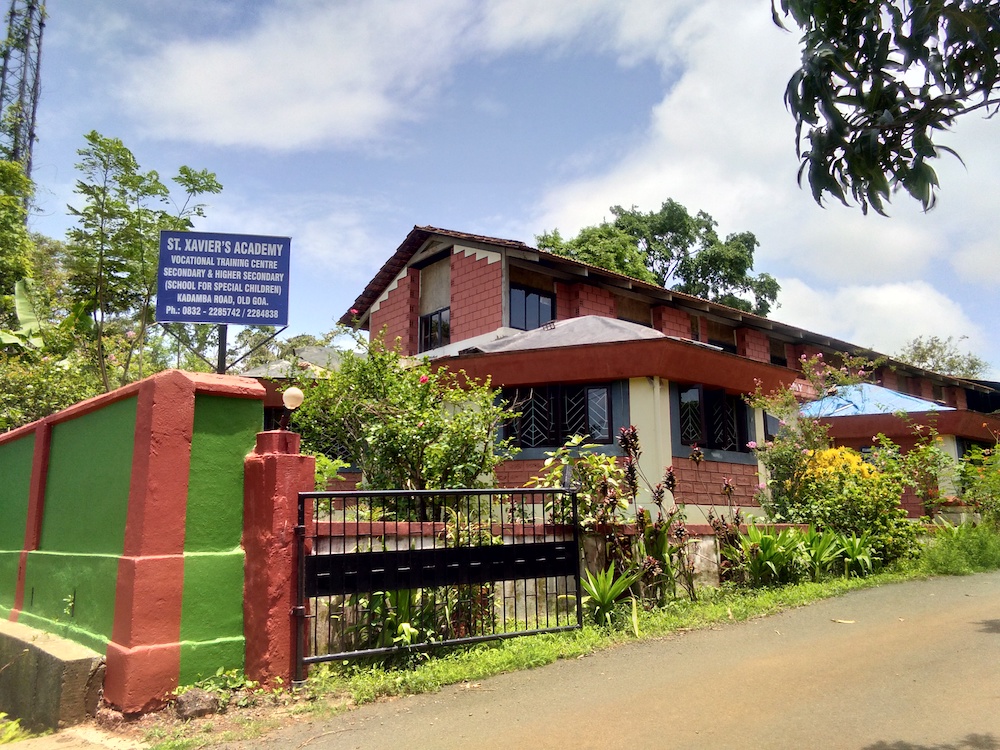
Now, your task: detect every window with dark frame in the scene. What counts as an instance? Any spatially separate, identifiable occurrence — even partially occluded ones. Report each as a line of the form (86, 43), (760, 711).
(419, 307), (450, 352)
(769, 338), (788, 367)
(509, 285), (555, 331)
(678, 384), (750, 453)
(505, 384), (612, 448)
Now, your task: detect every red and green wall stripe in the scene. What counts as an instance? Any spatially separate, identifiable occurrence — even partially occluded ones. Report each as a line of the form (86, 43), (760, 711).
(0, 369), (266, 712)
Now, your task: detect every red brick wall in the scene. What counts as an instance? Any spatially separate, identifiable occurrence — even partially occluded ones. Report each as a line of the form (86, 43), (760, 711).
(451, 249), (503, 342)
(783, 343), (797, 367)
(917, 378), (935, 401)
(879, 369), (899, 391)
(671, 458), (761, 507)
(736, 328), (770, 363)
(946, 387), (967, 410)
(369, 267), (420, 355)
(555, 282), (616, 320)
(495, 458), (547, 488)
(652, 306), (691, 338)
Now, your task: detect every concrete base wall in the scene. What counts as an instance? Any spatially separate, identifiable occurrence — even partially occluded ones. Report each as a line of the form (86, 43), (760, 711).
(0, 619), (104, 732)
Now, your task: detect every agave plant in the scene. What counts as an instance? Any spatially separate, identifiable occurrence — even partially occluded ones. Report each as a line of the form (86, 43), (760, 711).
(801, 527), (844, 581)
(737, 524), (804, 587)
(580, 565), (641, 628)
(839, 532), (876, 577)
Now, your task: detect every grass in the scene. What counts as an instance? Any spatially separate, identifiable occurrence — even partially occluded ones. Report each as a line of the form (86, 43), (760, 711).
(918, 523), (1000, 575)
(0, 712), (30, 745)
(302, 566), (918, 710)
(129, 523), (1000, 749)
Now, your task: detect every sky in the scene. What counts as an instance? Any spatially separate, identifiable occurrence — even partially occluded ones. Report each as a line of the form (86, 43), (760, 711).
(26, 0), (1000, 375)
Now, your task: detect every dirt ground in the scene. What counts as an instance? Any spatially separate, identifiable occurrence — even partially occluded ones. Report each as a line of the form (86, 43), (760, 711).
(75, 570), (1000, 750)
(217, 571), (1000, 750)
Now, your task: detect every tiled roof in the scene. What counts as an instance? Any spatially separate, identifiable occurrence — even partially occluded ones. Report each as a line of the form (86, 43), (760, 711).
(338, 226), (529, 327)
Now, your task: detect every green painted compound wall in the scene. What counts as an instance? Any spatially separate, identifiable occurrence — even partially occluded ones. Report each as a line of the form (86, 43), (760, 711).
(0, 434), (34, 615)
(18, 397), (137, 652)
(179, 395), (260, 683)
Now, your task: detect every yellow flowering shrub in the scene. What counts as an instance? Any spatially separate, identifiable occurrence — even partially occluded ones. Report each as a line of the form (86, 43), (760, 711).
(805, 447), (876, 480)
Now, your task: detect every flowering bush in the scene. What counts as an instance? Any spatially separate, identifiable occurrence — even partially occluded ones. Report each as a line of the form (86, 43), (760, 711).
(292, 331), (516, 519)
(959, 439), (1000, 528)
(530, 426), (698, 602)
(0, 352), (99, 431)
(747, 353), (919, 565)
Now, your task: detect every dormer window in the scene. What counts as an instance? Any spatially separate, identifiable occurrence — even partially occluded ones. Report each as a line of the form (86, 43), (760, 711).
(510, 285), (555, 331)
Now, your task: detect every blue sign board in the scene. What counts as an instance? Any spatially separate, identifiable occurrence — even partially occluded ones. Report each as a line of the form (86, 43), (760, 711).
(156, 231), (291, 326)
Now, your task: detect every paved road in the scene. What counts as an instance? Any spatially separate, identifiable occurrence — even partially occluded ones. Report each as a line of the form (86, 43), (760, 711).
(227, 572), (1000, 750)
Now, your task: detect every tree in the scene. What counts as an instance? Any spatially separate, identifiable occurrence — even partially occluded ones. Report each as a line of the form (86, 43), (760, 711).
(292, 331), (516, 519)
(0, 159), (32, 328)
(774, 1), (1000, 214)
(537, 200), (780, 316)
(66, 132), (222, 390)
(894, 335), (989, 379)
(536, 225), (656, 285)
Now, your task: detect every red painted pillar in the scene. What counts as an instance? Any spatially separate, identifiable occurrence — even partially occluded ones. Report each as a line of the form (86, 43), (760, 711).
(11, 421), (51, 622)
(105, 372), (194, 713)
(243, 431), (315, 686)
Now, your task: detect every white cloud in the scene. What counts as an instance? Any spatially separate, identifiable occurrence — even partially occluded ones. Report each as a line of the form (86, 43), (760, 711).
(775, 278), (990, 361)
(119, 0), (703, 151)
(123, 0), (474, 149)
(202, 193), (392, 282)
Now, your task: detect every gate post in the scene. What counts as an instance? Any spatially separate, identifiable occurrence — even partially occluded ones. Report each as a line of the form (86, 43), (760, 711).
(243, 431), (314, 686)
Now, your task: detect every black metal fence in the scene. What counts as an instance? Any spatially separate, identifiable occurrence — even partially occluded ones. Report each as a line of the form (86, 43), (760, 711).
(295, 488), (581, 678)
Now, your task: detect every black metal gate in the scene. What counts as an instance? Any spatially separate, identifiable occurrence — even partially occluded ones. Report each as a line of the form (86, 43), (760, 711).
(295, 488), (581, 680)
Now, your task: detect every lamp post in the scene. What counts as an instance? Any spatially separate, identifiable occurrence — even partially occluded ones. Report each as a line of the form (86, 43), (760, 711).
(278, 386), (304, 430)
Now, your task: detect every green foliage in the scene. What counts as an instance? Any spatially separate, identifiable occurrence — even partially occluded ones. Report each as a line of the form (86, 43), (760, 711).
(748, 353), (920, 565)
(0, 159), (32, 329)
(579, 565), (641, 628)
(538, 199), (779, 316)
(530, 427), (697, 603)
(527, 434), (629, 527)
(722, 525), (882, 588)
(0, 712), (28, 744)
(0, 278), (41, 348)
(920, 521), (1000, 575)
(958, 440), (1000, 528)
(313, 452), (349, 491)
(774, 0), (1000, 214)
(66, 131), (222, 390)
(536, 224), (656, 285)
(839, 532), (876, 577)
(730, 525), (806, 587)
(292, 330), (516, 517)
(0, 351), (99, 431)
(894, 335), (989, 379)
(800, 527), (844, 582)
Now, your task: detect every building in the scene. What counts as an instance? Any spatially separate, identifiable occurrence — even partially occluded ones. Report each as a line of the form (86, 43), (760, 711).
(341, 225), (1000, 520)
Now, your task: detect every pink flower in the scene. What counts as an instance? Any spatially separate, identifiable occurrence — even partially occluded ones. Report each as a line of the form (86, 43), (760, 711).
(350, 308), (359, 315)
(746, 440), (757, 449)
(857, 369), (866, 377)
(778, 419), (786, 426)
(816, 353), (823, 359)
(419, 374), (429, 384)
(758, 482), (767, 490)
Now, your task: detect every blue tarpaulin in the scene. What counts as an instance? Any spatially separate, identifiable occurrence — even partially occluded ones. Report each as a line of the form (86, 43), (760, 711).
(799, 383), (953, 418)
